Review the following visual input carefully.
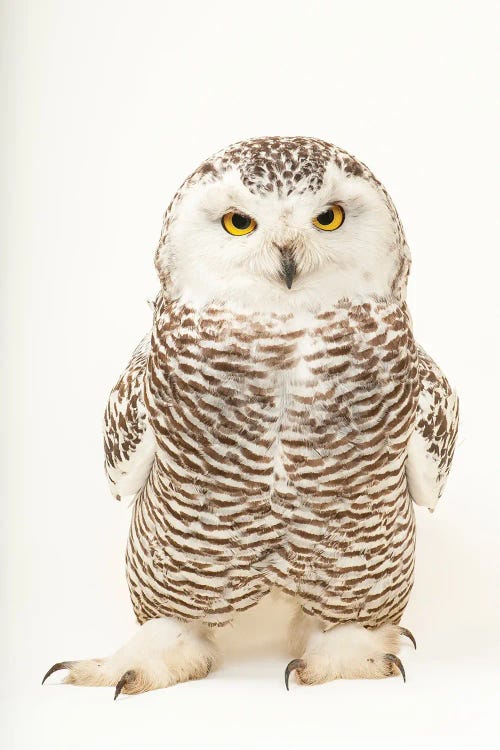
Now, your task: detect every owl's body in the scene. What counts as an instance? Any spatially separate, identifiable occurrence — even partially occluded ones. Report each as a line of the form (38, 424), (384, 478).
(125, 296), (418, 630)
(46, 137), (458, 695)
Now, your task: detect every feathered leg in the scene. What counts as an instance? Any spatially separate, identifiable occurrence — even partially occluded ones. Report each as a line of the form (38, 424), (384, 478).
(42, 617), (217, 698)
(286, 611), (415, 689)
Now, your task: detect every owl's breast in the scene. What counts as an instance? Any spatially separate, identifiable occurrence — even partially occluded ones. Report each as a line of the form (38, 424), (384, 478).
(146, 297), (418, 555)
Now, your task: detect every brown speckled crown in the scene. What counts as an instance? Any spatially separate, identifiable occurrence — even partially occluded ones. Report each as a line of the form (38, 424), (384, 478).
(195, 136), (370, 196)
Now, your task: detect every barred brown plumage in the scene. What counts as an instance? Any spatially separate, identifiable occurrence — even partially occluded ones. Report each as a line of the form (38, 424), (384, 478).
(43, 136), (458, 695)
(126, 296), (419, 630)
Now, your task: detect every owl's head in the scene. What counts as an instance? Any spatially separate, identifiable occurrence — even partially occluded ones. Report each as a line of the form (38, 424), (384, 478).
(155, 137), (410, 311)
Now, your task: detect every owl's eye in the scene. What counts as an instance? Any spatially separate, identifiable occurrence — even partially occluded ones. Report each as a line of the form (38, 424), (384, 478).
(312, 204), (345, 231)
(221, 211), (257, 236)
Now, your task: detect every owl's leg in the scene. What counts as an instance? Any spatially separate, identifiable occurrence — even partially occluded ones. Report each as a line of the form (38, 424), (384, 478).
(285, 613), (416, 689)
(42, 617), (217, 698)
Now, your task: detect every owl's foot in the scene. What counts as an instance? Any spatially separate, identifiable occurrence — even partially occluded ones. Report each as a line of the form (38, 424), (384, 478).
(42, 617), (217, 697)
(285, 621), (415, 689)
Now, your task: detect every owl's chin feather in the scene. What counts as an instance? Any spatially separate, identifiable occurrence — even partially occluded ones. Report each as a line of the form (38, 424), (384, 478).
(167, 262), (397, 316)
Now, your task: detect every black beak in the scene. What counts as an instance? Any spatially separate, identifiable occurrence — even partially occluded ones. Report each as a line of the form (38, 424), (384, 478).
(280, 249), (297, 290)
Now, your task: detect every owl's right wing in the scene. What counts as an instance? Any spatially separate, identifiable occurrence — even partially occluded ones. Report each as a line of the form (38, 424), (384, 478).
(103, 333), (157, 501)
(405, 345), (459, 511)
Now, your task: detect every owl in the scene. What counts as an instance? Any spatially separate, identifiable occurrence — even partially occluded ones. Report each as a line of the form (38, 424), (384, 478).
(43, 137), (458, 697)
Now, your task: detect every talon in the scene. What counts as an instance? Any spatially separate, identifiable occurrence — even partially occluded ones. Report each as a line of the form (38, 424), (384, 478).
(399, 627), (417, 650)
(114, 669), (137, 700)
(284, 659), (306, 691)
(385, 653), (406, 682)
(42, 661), (73, 685)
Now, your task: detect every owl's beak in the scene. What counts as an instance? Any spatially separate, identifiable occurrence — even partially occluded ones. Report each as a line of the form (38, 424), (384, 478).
(279, 248), (297, 289)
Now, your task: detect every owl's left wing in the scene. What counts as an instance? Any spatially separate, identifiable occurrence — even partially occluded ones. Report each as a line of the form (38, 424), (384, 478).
(406, 346), (459, 511)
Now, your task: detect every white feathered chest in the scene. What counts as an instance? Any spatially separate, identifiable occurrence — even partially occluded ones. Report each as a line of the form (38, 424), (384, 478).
(127, 294), (418, 626)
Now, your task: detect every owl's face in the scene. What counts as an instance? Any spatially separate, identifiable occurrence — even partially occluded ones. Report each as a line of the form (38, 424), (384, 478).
(156, 138), (410, 312)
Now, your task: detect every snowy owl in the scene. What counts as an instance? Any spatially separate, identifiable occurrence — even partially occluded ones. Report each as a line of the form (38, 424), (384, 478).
(43, 136), (458, 697)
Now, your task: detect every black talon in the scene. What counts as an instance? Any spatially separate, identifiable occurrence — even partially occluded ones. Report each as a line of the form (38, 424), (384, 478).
(42, 661), (73, 685)
(114, 669), (137, 700)
(399, 627), (417, 650)
(385, 653), (406, 682)
(284, 659), (305, 691)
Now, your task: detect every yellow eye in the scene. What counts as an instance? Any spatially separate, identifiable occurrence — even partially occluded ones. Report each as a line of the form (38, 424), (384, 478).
(221, 211), (257, 236)
(312, 204), (345, 231)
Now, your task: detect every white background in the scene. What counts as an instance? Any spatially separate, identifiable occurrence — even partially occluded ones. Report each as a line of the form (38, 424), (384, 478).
(1, 1), (499, 748)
